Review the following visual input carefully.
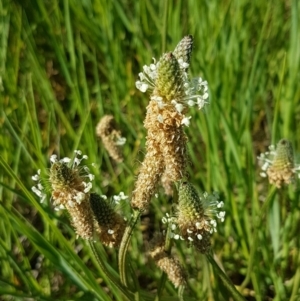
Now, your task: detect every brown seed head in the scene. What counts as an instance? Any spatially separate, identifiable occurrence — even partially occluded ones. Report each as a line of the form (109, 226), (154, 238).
(148, 233), (186, 288)
(96, 115), (125, 163)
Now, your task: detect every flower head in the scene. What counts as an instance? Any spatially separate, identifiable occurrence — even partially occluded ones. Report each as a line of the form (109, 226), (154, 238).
(163, 182), (225, 253)
(258, 139), (300, 188)
(148, 233), (186, 288)
(48, 151), (94, 207)
(32, 150), (95, 239)
(135, 35), (209, 120)
(96, 115), (126, 163)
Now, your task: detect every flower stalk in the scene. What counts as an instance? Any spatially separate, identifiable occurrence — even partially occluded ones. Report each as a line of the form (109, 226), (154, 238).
(207, 252), (246, 301)
(89, 240), (134, 301)
(118, 210), (141, 286)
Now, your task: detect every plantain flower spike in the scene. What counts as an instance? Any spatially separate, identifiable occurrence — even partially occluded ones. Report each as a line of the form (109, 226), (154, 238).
(136, 35), (209, 114)
(96, 115), (126, 163)
(258, 139), (300, 188)
(132, 36), (209, 211)
(89, 193), (127, 248)
(32, 150), (95, 240)
(148, 233), (186, 288)
(162, 182), (225, 254)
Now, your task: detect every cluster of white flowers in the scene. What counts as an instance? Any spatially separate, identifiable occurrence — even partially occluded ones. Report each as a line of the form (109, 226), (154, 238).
(135, 59), (158, 93)
(113, 191), (128, 204)
(257, 140), (300, 188)
(257, 144), (277, 178)
(136, 57), (209, 127)
(201, 191), (226, 223)
(31, 169), (47, 203)
(32, 150), (95, 209)
(162, 191), (225, 244)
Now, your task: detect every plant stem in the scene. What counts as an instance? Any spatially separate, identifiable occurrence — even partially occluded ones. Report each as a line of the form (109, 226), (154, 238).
(118, 210), (141, 286)
(88, 240), (133, 301)
(178, 285), (185, 301)
(206, 253), (246, 301)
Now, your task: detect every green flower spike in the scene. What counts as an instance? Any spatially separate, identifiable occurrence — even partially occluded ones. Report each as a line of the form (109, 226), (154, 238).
(154, 52), (185, 102)
(90, 193), (126, 248)
(164, 182), (225, 254)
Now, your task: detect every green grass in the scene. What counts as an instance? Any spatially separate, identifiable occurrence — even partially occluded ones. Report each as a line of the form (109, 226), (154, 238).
(1, 0), (300, 300)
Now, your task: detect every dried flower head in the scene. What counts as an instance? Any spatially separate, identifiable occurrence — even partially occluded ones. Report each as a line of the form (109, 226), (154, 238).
(96, 115), (126, 163)
(258, 139), (300, 188)
(131, 139), (165, 211)
(148, 233), (186, 288)
(89, 193), (127, 248)
(163, 182), (225, 253)
(161, 171), (174, 196)
(32, 150), (95, 239)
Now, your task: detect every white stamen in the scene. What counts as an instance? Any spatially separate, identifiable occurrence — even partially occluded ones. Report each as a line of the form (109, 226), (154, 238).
(83, 182), (92, 193)
(32, 174), (39, 181)
(88, 174), (95, 181)
(61, 157), (71, 163)
(181, 116), (191, 127)
(74, 192), (85, 204)
(37, 183), (44, 190)
(50, 155), (58, 163)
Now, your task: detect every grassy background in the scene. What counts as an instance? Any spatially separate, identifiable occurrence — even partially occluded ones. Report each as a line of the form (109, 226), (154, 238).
(1, 0), (300, 300)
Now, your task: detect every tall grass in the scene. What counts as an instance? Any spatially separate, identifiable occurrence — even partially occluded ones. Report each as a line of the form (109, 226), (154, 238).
(1, 0), (300, 300)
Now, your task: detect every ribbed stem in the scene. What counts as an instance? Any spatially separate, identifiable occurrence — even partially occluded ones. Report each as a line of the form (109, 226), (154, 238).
(118, 210), (141, 286)
(206, 253), (246, 301)
(88, 240), (133, 300)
